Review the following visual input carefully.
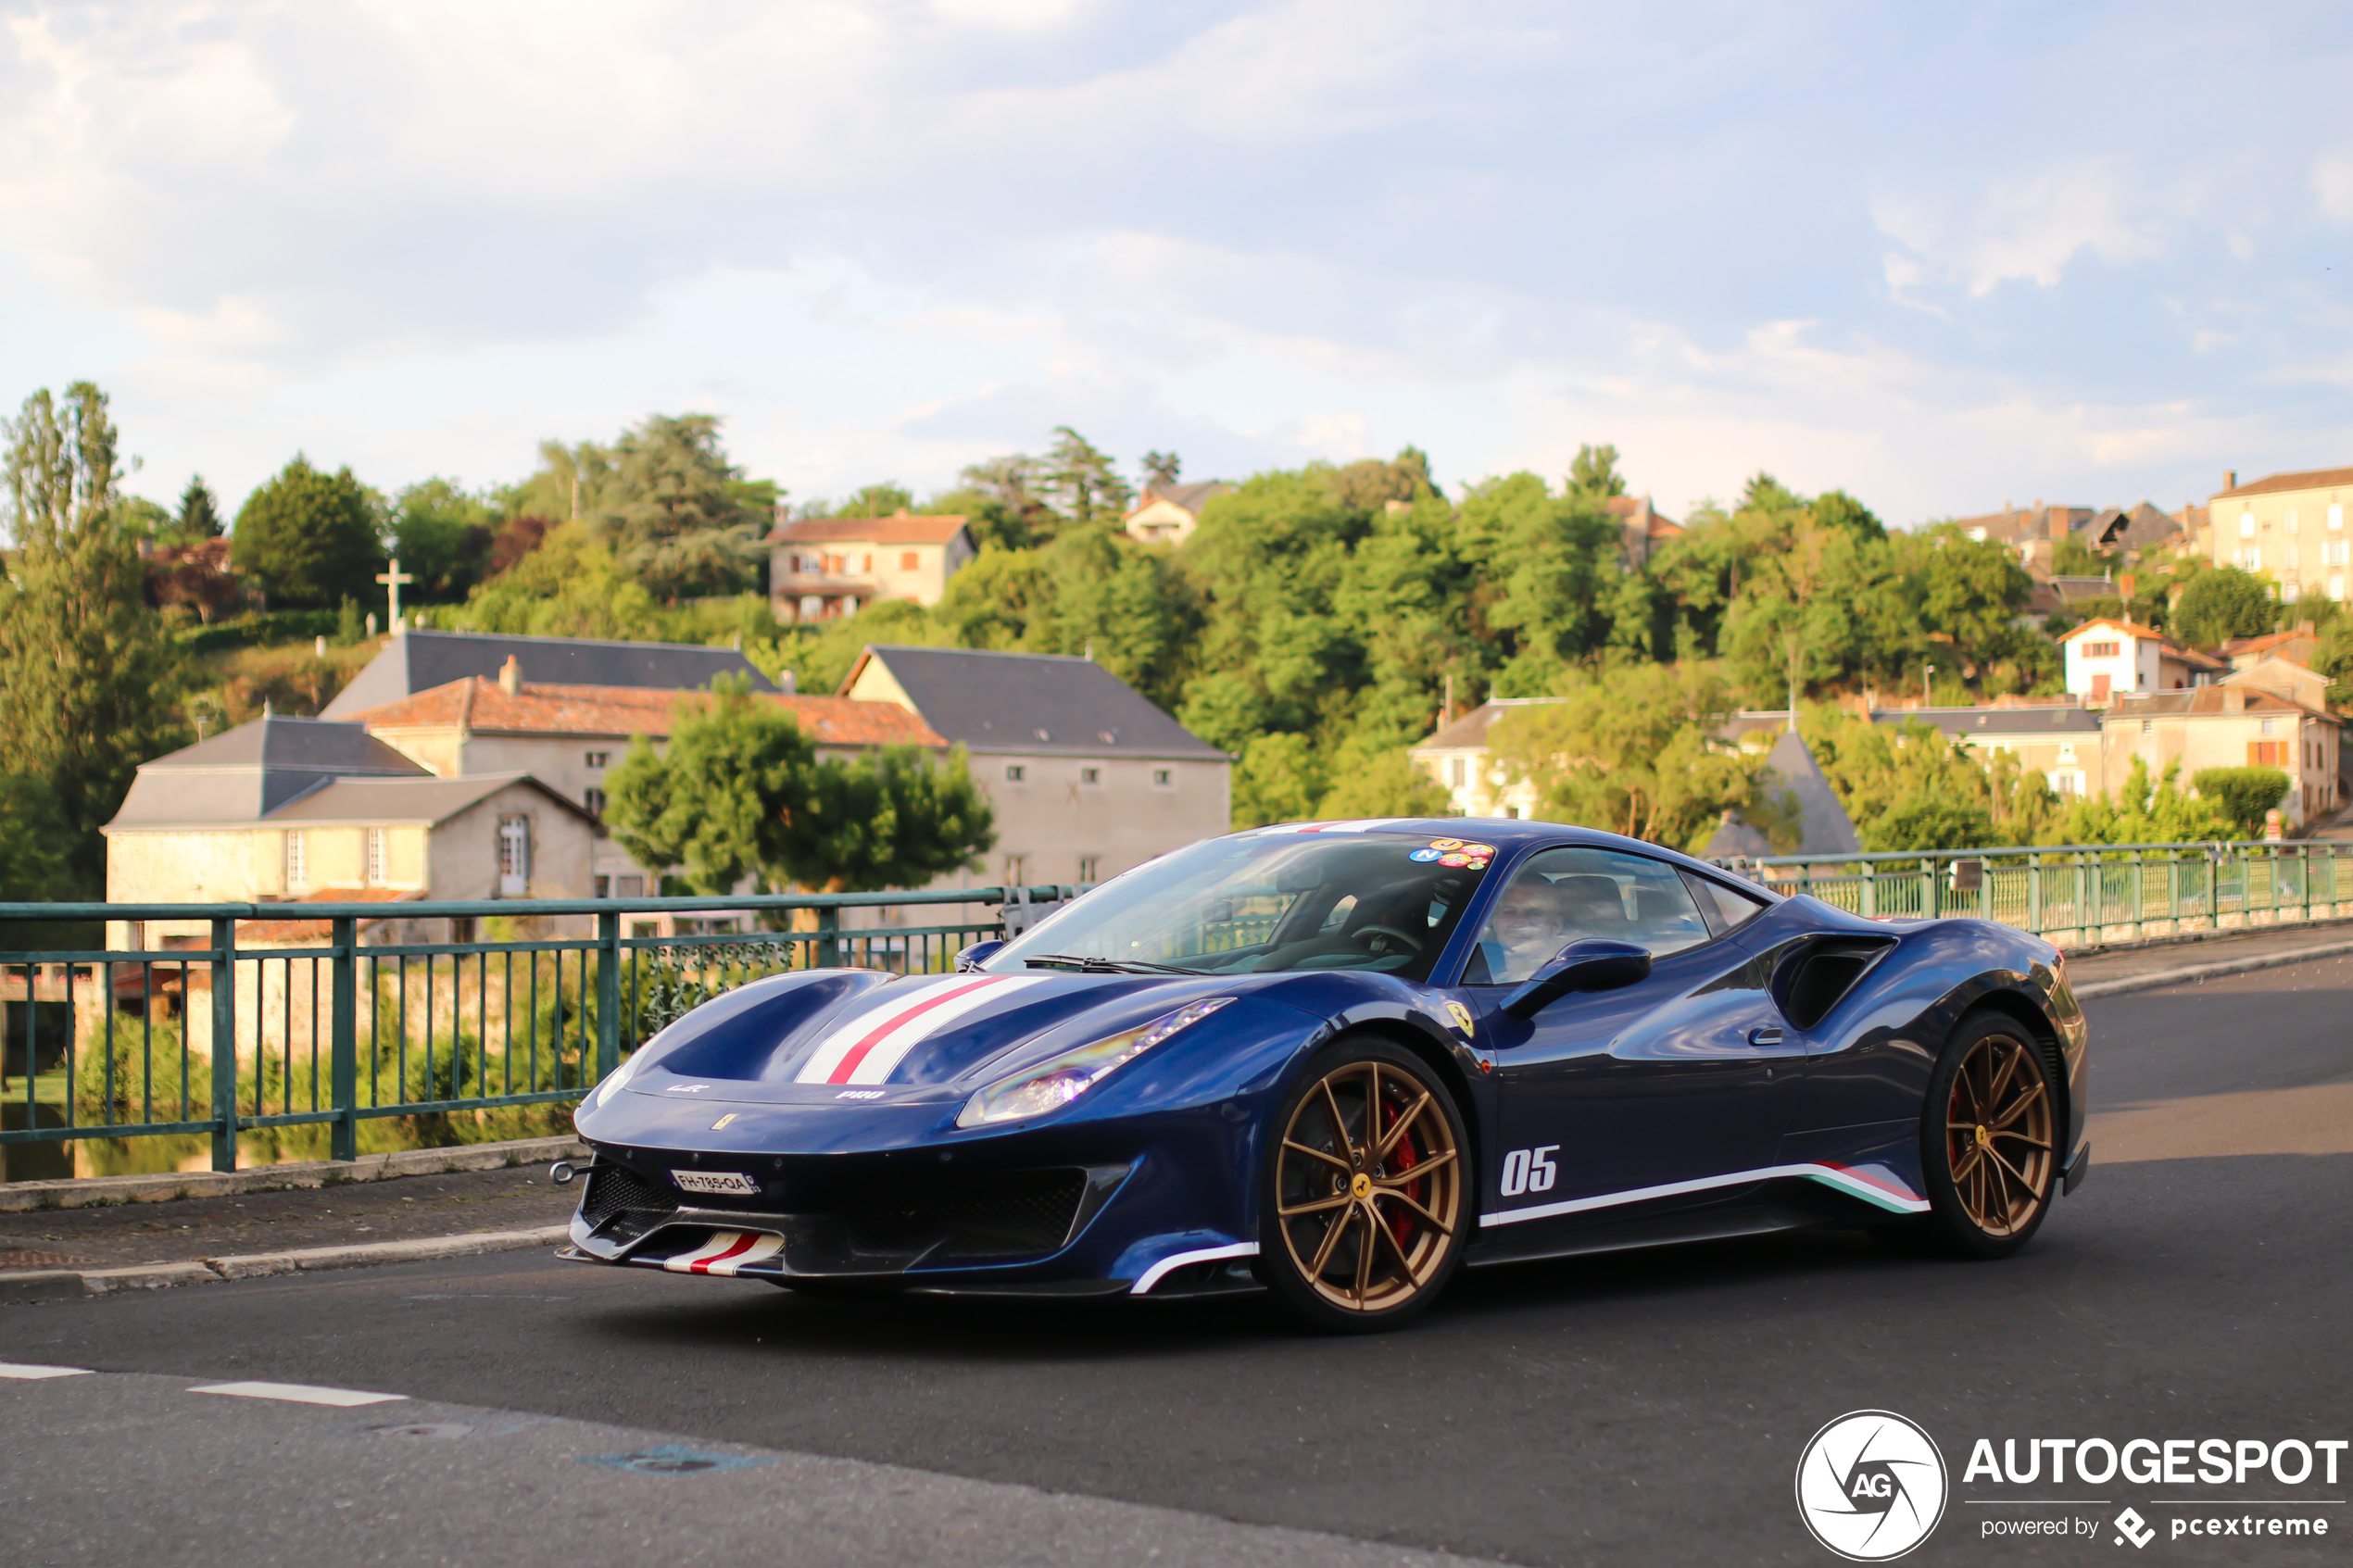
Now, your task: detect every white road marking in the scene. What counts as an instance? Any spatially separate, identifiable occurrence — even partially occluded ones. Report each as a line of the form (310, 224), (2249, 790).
(189, 1381), (407, 1407)
(0, 1361), (94, 1379)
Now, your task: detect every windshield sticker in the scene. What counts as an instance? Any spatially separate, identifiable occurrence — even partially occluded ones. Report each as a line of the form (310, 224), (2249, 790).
(1428, 838), (1465, 851)
(1438, 853), (1471, 867)
(1458, 843), (1496, 858)
(1465, 858), (1490, 871)
(1409, 848), (1442, 862)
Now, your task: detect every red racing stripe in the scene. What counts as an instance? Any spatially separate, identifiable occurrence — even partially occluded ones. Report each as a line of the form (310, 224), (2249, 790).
(688, 1233), (761, 1273)
(825, 977), (1000, 1085)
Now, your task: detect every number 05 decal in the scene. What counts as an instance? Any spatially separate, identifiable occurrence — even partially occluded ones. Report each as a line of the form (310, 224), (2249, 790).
(1499, 1145), (1558, 1197)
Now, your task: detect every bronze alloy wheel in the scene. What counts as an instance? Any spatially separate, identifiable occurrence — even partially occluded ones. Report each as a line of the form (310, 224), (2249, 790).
(1944, 1028), (2055, 1236)
(1265, 1044), (1466, 1327)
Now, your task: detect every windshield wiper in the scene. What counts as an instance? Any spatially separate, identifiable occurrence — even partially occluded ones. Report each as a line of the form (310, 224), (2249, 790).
(1021, 953), (1201, 975)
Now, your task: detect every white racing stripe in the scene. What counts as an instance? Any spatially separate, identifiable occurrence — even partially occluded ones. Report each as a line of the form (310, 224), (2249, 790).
(661, 1231), (785, 1275)
(1478, 1161), (1928, 1227)
(1130, 1242), (1259, 1295)
(189, 1381), (407, 1407)
(794, 974), (1048, 1086)
(0, 1361), (93, 1380)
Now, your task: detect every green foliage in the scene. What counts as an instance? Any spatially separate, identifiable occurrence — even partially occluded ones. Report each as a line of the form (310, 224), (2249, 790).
(833, 483), (914, 518)
(2049, 532), (2115, 579)
(2190, 767), (2291, 837)
(0, 383), (190, 889)
(1801, 707), (2058, 851)
(1141, 451), (1181, 489)
(231, 455), (384, 608)
(2314, 621), (2353, 710)
(107, 495), (174, 544)
(932, 533), (1195, 709)
(0, 772), (77, 900)
(1315, 736), (1453, 820)
(450, 522), (661, 639)
(606, 677), (996, 895)
(1231, 733), (1326, 828)
(2053, 758), (2235, 845)
(174, 475), (223, 543)
(1487, 663), (1771, 852)
(588, 413), (767, 598)
(391, 478), (497, 601)
(1038, 426), (1134, 526)
(2171, 567), (2276, 647)
(1567, 443), (1626, 499)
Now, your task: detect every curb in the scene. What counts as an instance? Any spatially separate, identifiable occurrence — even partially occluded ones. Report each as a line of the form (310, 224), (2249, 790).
(0, 1135), (587, 1214)
(0, 1224), (572, 1304)
(2073, 937), (2353, 1000)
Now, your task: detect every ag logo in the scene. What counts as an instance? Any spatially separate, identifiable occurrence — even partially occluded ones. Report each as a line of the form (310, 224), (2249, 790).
(1794, 1410), (1947, 1561)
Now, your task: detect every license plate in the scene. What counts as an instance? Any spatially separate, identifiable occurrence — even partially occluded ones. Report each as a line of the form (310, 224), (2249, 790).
(671, 1170), (760, 1197)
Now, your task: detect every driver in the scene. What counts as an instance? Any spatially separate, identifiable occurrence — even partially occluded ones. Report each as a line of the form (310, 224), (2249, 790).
(1476, 874), (1574, 983)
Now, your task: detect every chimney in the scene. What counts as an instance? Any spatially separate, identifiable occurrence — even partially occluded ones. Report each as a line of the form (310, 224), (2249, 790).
(779, 670), (797, 695)
(2223, 470), (2236, 492)
(498, 655), (521, 695)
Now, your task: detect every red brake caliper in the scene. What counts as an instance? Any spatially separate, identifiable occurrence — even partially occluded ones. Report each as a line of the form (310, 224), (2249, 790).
(1380, 1098), (1420, 1249)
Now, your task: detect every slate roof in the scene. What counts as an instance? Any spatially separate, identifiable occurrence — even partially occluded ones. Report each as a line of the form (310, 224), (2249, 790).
(1704, 729), (1860, 860)
(770, 515), (971, 546)
(844, 646), (1226, 760)
(1126, 482), (1232, 519)
(107, 717), (429, 828)
(2215, 466), (2353, 499)
(1411, 698), (1565, 752)
(1873, 705), (2102, 738)
(321, 630), (775, 719)
(2108, 687), (2338, 724)
(267, 773), (592, 825)
(346, 678), (945, 747)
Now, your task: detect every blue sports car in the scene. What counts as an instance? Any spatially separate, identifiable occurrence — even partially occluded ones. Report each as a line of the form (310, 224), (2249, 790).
(560, 819), (2090, 1330)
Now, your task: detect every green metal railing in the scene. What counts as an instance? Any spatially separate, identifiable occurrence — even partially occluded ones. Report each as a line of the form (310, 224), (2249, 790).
(1714, 840), (2353, 947)
(0, 887), (1063, 1173)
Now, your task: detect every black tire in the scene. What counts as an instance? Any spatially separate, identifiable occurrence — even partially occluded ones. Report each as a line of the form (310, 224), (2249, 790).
(1897, 1010), (2060, 1259)
(1254, 1035), (1470, 1333)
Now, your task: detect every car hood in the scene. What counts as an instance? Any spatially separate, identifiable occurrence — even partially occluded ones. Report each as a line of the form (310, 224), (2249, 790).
(616, 967), (1265, 1106)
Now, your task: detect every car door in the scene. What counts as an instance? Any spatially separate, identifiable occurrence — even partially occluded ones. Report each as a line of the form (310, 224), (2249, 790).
(1462, 847), (1802, 1227)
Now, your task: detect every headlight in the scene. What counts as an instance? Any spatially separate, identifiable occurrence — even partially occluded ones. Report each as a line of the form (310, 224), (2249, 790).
(592, 1036), (659, 1108)
(956, 997), (1234, 1129)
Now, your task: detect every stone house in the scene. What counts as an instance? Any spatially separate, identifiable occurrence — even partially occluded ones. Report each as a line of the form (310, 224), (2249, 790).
(767, 513), (976, 622)
(2101, 687), (2343, 827)
(322, 627), (777, 720)
(1122, 482), (1233, 546)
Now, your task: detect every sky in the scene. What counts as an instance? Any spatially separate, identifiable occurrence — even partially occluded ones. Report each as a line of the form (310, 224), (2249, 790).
(4, 0), (2352, 528)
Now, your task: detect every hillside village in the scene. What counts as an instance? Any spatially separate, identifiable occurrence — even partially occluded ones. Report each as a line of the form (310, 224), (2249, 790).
(3, 389), (2350, 937)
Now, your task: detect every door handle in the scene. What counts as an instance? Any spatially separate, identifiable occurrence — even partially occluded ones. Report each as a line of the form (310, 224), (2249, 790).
(1747, 1027), (1785, 1047)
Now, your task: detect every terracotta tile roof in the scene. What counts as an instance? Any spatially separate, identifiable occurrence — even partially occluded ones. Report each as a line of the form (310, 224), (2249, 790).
(344, 679), (946, 748)
(769, 515), (971, 546)
(2108, 686), (2339, 722)
(2061, 616), (2168, 644)
(243, 887), (422, 943)
(2216, 466), (2353, 499)
(2221, 628), (2317, 660)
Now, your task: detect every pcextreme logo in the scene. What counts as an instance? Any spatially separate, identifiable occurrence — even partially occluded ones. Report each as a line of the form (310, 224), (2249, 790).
(1796, 1411), (1950, 1562)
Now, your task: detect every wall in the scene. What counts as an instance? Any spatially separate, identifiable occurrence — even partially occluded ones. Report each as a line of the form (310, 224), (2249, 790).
(2209, 483), (2353, 602)
(425, 782), (596, 902)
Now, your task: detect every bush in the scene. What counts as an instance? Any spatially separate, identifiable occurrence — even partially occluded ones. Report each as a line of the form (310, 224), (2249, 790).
(2192, 767), (2291, 837)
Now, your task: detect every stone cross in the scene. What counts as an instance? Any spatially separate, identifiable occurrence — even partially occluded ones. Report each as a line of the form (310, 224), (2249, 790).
(376, 556), (416, 632)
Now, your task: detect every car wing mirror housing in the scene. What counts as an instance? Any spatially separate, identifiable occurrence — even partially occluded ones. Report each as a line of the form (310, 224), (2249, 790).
(1501, 939), (1652, 1019)
(956, 939), (1007, 972)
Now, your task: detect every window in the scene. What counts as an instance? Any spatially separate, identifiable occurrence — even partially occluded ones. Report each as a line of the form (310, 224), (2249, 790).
(1077, 856), (1101, 883)
(1080, 767), (1101, 785)
(497, 815), (531, 896)
(2327, 541), (2351, 566)
(1466, 847), (1711, 984)
(1004, 764), (1026, 784)
(365, 827), (386, 884)
(2240, 512), (2257, 538)
(2286, 508), (2301, 533)
(617, 874), (644, 897)
(2288, 544), (2301, 569)
(1447, 757), (1466, 787)
(1152, 768), (1175, 788)
(584, 786), (606, 817)
(860, 554), (873, 572)
(284, 831), (308, 890)
(1682, 872), (1768, 935)
(2140, 720), (2153, 736)
(594, 875), (610, 898)
(2079, 640), (2120, 659)
(2249, 740), (2289, 768)
(2333, 575), (2347, 601)
(2239, 548), (2262, 572)
(585, 751), (610, 769)
(2333, 504), (2346, 532)
(2260, 717), (2276, 735)
(900, 551), (919, 571)
(1003, 853), (1029, 886)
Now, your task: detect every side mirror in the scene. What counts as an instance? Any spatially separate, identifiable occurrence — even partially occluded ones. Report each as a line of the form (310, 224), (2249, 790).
(955, 939), (1007, 972)
(1501, 939), (1652, 1019)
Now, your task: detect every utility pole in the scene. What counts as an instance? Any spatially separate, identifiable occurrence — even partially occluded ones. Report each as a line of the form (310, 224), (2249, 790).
(1923, 663), (1935, 709)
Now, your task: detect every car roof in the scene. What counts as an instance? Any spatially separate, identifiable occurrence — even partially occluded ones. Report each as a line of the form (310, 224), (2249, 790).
(1239, 819), (1764, 887)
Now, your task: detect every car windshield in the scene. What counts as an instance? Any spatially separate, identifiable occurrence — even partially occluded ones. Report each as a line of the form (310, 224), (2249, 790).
(985, 830), (1500, 983)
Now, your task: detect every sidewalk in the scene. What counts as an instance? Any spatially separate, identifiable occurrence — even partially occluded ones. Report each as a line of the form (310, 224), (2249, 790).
(2064, 916), (2353, 997)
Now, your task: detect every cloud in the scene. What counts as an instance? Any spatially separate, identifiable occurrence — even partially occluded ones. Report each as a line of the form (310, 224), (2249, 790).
(2313, 149), (2353, 226)
(1873, 160), (2173, 297)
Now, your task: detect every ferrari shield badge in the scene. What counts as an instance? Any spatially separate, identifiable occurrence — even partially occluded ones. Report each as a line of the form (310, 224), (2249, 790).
(1443, 1001), (1476, 1036)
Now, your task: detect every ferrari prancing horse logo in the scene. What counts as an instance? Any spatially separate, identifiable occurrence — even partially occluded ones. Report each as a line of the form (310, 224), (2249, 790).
(1443, 1001), (1476, 1036)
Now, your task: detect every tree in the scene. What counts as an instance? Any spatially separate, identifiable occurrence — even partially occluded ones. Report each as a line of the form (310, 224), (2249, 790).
(0, 383), (188, 889)
(0, 773), (76, 901)
(1314, 736), (1452, 819)
(2053, 758), (2234, 845)
(1567, 443), (1626, 499)
(173, 475), (223, 543)
(1487, 663), (1774, 851)
(2190, 767), (2290, 837)
(606, 679), (995, 895)
(232, 456), (384, 608)
(1038, 426), (1133, 525)
(450, 522), (660, 640)
(391, 478), (497, 601)
(590, 413), (767, 598)
(2171, 567), (2276, 647)
(835, 483), (913, 518)
(1231, 733), (1325, 828)
(1801, 707), (2058, 850)
(1142, 450), (1181, 489)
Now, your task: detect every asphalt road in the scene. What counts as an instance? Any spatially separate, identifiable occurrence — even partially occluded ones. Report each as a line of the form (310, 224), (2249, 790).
(6, 956), (2350, 1567)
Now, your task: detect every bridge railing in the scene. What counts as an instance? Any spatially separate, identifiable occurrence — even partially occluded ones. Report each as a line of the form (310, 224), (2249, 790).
(0, 886), (1065, 1175)
(1713, 839), (2353, 948)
